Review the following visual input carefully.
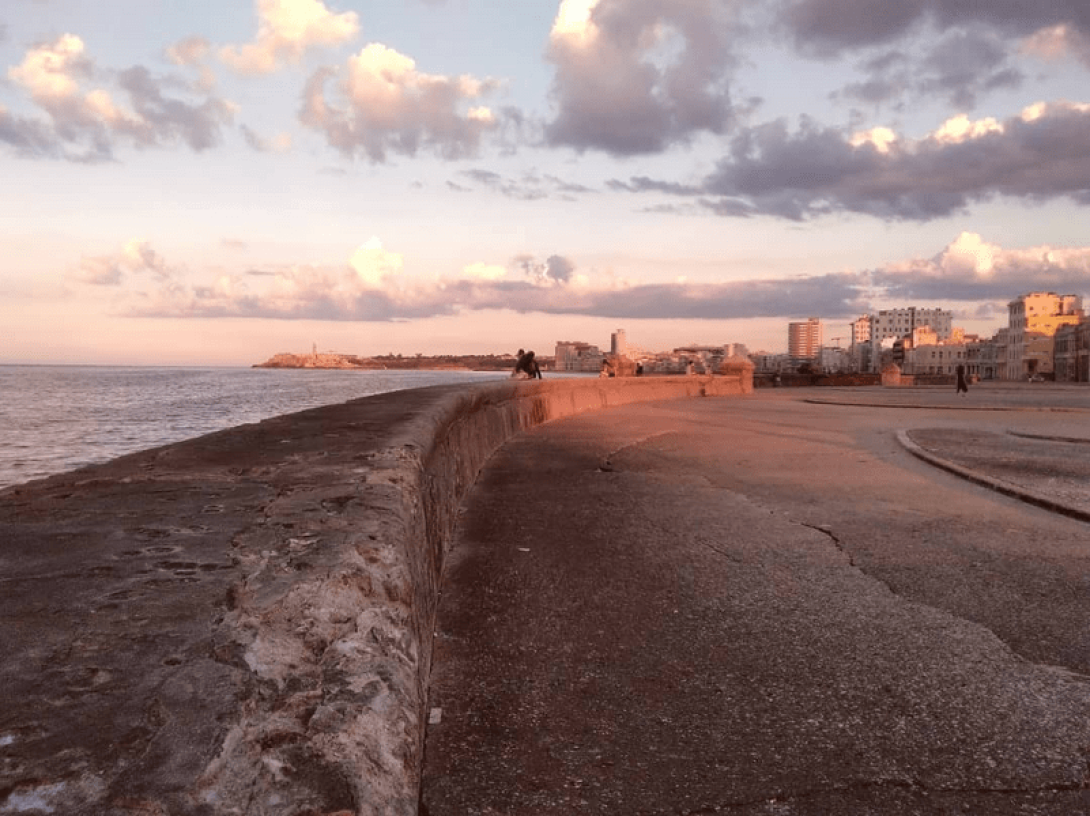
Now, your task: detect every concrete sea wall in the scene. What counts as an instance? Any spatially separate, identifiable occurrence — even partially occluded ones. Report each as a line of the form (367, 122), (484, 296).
(0, 373), (749, 816)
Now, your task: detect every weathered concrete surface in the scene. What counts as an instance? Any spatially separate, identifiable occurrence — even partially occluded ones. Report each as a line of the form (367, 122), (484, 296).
(0, 374), (748, 816)
(422, 385), (1090, 815)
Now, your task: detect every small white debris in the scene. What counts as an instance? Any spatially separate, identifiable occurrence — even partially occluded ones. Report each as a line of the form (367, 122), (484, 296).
(429, 707), (442, 725)
(0, 733), (14, 746)
(518, 548), (531, 553)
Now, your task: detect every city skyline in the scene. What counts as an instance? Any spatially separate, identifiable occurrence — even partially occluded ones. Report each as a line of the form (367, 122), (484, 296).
(3, 0), (1090, 365)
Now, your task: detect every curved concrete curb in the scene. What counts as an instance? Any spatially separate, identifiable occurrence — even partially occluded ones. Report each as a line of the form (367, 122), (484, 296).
(1008, 430), (1090, 445)
(806, 398), (1089, 413)
(0, 373), (749, 816)
(896, 429), (1090, 524)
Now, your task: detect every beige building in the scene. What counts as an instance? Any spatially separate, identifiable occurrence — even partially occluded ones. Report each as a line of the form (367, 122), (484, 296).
(554, 341), (603, 372)
(1005, 292), (1083, 380)
(903, 342), (968, 376)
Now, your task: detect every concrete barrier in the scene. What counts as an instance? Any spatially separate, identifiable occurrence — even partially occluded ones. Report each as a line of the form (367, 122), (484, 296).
(0, 373), (749, 816)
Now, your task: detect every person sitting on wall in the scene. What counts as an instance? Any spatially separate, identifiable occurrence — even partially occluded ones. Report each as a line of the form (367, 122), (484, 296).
(512, 349), (542, 379)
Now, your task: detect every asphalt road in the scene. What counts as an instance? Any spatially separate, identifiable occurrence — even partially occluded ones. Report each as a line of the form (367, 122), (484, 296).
(421, 386), (1090, 815)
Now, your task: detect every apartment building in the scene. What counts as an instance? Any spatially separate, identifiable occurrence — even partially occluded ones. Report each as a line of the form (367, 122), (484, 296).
(788, 318), (822, 360)
(871, 307), (953, 343)
(554, 341), (604, 372)
(1005, 292), (1083, 380)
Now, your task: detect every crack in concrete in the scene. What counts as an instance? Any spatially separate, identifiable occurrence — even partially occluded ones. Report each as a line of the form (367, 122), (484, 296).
(598, 431), (677, 472)
(800, 521), (853, 567)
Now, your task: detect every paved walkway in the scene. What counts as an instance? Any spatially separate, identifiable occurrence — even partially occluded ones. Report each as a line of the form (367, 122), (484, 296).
(422, 384), (1090, 815)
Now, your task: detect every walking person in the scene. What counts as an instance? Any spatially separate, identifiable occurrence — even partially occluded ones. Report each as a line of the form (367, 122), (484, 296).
(956, 363), (969, 396)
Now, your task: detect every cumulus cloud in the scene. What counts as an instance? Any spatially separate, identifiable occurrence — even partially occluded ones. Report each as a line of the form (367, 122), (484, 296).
(219, 0), (359, 75)
(349, 237), (403, 287)
(545, 0), (741, 155)
(612, 101), (1090, 221)
(2, 35), (233, 160)
(300, 43), (501, 161)
(871, 232), (1090, 301)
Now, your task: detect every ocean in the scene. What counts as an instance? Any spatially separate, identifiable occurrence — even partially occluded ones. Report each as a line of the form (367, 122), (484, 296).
(0, 366), (510, 490)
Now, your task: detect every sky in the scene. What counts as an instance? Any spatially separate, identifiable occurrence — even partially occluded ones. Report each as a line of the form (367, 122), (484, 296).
(2, 0), (1090, 365)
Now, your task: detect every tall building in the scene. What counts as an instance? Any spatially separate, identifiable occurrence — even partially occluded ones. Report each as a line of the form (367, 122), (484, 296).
(788, 318), (822, 359)
(851, 315), (872, 345)
(1005, 292), (1083, 380)
(610, 328), (627, 357)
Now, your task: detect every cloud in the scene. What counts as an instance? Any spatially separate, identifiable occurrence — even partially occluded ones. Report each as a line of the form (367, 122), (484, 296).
(219, 0), (359, 75)
(545, 0), (741, 155)
(515, 253), (579, 284)
(871, 232), (1090, 301)
(2, 35), (234, 160)
(778, 1), (1088, 112)
(1021, 24), (1090, 68)
(167, 36), (211, 67)
(84, 233), (1090, 327)
(72, 240), (180, 286)
(834, 29), (1023, 110)
(300, 43), (501, 161)
(349, 237), (403, 287)
(612, 101), (1090, 221)
(779, 0), (1090, 56)
(456, 168), (594, 200)
(240, 123), (292, 152)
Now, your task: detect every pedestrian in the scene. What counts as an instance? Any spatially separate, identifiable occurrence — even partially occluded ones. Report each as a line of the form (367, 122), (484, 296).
(956, 363), (968, 395)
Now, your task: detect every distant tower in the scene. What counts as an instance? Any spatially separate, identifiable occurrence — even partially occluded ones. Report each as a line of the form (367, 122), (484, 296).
(788, 318), (822, 359)
(312, 342), (317, 357)
(611, 328), (627, 357)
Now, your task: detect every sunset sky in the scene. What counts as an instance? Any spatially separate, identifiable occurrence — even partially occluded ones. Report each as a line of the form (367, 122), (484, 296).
(3, 0), (1089, 365)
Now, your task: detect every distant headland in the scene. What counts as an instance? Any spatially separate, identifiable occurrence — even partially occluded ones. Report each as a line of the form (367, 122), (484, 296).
(253, 351), (523, 372)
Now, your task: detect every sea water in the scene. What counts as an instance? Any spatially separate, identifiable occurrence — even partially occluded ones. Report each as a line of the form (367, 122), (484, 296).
(0, 366), (508, 490)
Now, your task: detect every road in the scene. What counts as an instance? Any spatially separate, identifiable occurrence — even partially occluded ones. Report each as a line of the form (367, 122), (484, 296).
(421, 386), (1090, 815)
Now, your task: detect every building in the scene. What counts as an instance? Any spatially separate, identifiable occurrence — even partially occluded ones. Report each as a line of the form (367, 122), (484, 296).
(1054, 321), (1090, 382)
(848, 315), (873, 373)
(610, 328), (627, 358)
(1005, 292), (1083, 380)
(554, 341), (604, 372)
(871, 307), (953, 342)
(788, 318), (822, 360)
(965, 335), (1000, 381)
(866, 307), (953, 373)
(902, 342), (968, 376)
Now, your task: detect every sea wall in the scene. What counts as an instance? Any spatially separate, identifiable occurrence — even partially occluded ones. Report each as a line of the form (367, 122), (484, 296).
(0, 373), (749, 816)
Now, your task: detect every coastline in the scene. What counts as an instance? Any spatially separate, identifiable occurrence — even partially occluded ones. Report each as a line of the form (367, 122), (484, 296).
(253, 351), (520, 372)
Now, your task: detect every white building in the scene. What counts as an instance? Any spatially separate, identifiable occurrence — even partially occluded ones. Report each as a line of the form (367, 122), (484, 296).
(866, 307), (953, 372)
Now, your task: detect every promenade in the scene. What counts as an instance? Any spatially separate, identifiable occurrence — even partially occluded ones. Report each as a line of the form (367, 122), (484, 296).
(422, 383), (1090, 815)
